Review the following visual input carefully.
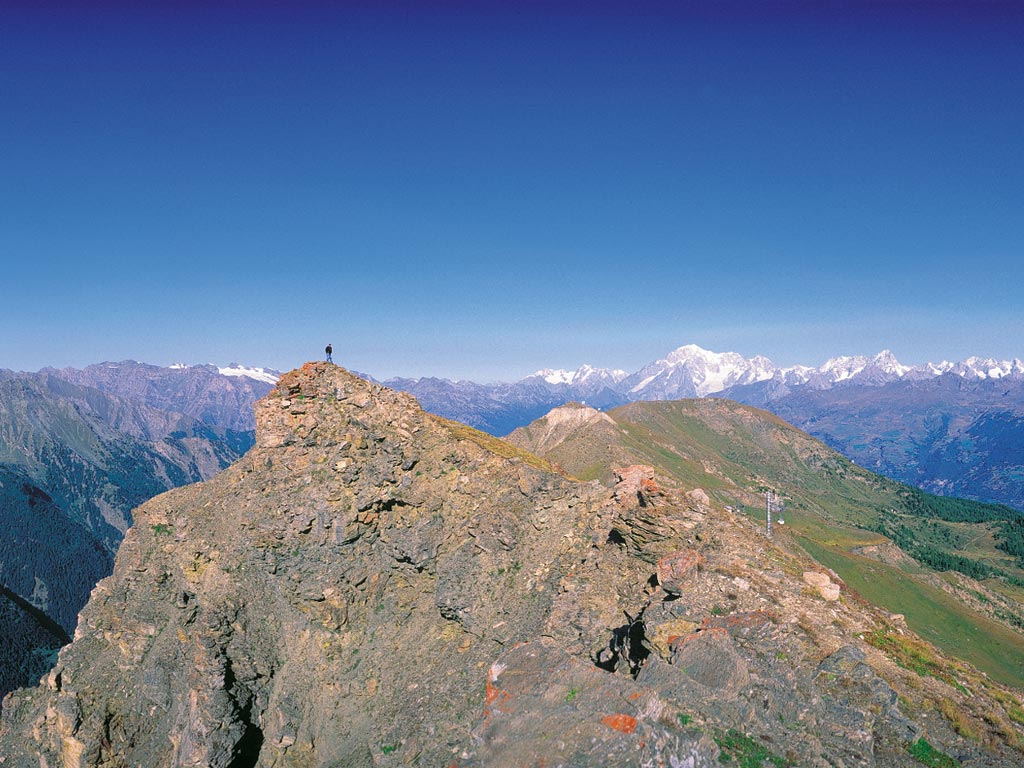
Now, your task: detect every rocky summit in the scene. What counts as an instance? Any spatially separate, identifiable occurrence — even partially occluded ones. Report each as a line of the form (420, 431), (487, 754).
(2, 363), (1021, 767)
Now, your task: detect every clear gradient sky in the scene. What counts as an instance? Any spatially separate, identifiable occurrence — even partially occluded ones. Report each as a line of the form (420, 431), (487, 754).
(2, 2), (1022, 381)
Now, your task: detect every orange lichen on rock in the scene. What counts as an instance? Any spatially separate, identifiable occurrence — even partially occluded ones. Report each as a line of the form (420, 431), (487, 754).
(483, 661), (513, 722)
(700, 610), (775, 638)
(601, 714), (638, 734)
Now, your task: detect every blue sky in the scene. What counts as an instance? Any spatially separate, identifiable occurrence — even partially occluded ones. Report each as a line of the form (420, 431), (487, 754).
(2, 2), (1022, 381)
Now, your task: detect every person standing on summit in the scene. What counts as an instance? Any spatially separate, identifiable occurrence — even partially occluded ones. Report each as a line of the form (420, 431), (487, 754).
(325, 344), (333, 363)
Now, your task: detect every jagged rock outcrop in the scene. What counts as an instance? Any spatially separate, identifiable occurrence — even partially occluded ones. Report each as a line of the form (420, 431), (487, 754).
(2, 363), (1020, 767)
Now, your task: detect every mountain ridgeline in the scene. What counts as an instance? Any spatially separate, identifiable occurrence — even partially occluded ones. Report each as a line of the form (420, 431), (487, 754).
(1, 364), (1022, 767)
(44, 360), (279, 431)
(384, 344), (1024, 512)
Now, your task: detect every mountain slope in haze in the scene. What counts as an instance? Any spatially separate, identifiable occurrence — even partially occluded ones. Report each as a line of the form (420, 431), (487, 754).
(0, 373), (253, 543)
(724, 374), (1024, 511)
(2, 364), (1022, 767)
(508, 400), (1024, 690)
(0, 466), (111, 634)
(920, 409), (1024, 503)
(0, 469), (79, 702)
(387, 371), (629, 436)
(0, 588), (66, 711)
(0, 373), (255, 701)
(46, 360), (278, 431)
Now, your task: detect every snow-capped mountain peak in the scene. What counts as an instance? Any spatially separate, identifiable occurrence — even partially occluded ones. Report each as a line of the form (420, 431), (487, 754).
(952, 357), (1024, 380)
(776, 364), (816, 384)
(869, 349), (911, 376)
(218, 364), (281, 385)
(925, 361), (954, 375)
(528, 366), (630, 391)
(369, 343), (1024, 438)
(818, 355), (868, 382)
(525, 346), (1024, 404)
(529, 365), (628, 388)
(532, 368), (575, 385)
(574, 363), (628, 384)
(626, 344), (777, 399)
(662, 344), (744, 369)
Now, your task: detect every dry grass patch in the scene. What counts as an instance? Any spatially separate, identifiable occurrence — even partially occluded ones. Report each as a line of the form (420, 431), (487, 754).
(864, 627), (967, 693)
(984, 682), (1024, 727)
(435, 417), (559, 474)
(936, 696), (981, 741)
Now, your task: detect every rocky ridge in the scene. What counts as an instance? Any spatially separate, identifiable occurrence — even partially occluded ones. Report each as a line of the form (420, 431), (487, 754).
(2, 363), (1021, 767)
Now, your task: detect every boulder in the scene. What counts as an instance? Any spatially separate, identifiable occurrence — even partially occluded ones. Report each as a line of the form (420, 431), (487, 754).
(803, 570), (841, 601)
(657, 549), (704, 595)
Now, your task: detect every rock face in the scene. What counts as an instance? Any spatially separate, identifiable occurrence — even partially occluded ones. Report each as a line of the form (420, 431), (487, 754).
(504, 402), (616, 455)
(1, 364), (1021, 767)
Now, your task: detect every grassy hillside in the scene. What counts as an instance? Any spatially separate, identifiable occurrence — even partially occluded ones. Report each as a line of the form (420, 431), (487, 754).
(508, 399), (1024, 688)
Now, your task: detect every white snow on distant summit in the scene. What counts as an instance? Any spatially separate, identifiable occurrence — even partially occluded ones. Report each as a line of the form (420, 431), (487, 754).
(535, 369), (574, 385)
(530, 365), (627, 387)
(869, 349), (912, 376)
(924, 361), (954, 375)
(617, 344), (1023, 401)
(776, 364), (815, 384)
(218, 364), (280, 385)
(574, 364), (628, 384)
(628, 344), (775, 398)
(630, 372), (661, 392)
(818, 355), (868, 382)
(953, 357), (1024, 380)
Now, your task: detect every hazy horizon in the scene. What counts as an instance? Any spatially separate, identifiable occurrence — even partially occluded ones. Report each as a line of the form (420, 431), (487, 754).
(7, 340), (1024, 387)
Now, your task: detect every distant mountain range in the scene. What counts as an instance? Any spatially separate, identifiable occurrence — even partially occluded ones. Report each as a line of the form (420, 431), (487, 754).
(383, 344), (1024, 425)
(42, 361), (280, 431)
(378, 344), (1024, 511)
